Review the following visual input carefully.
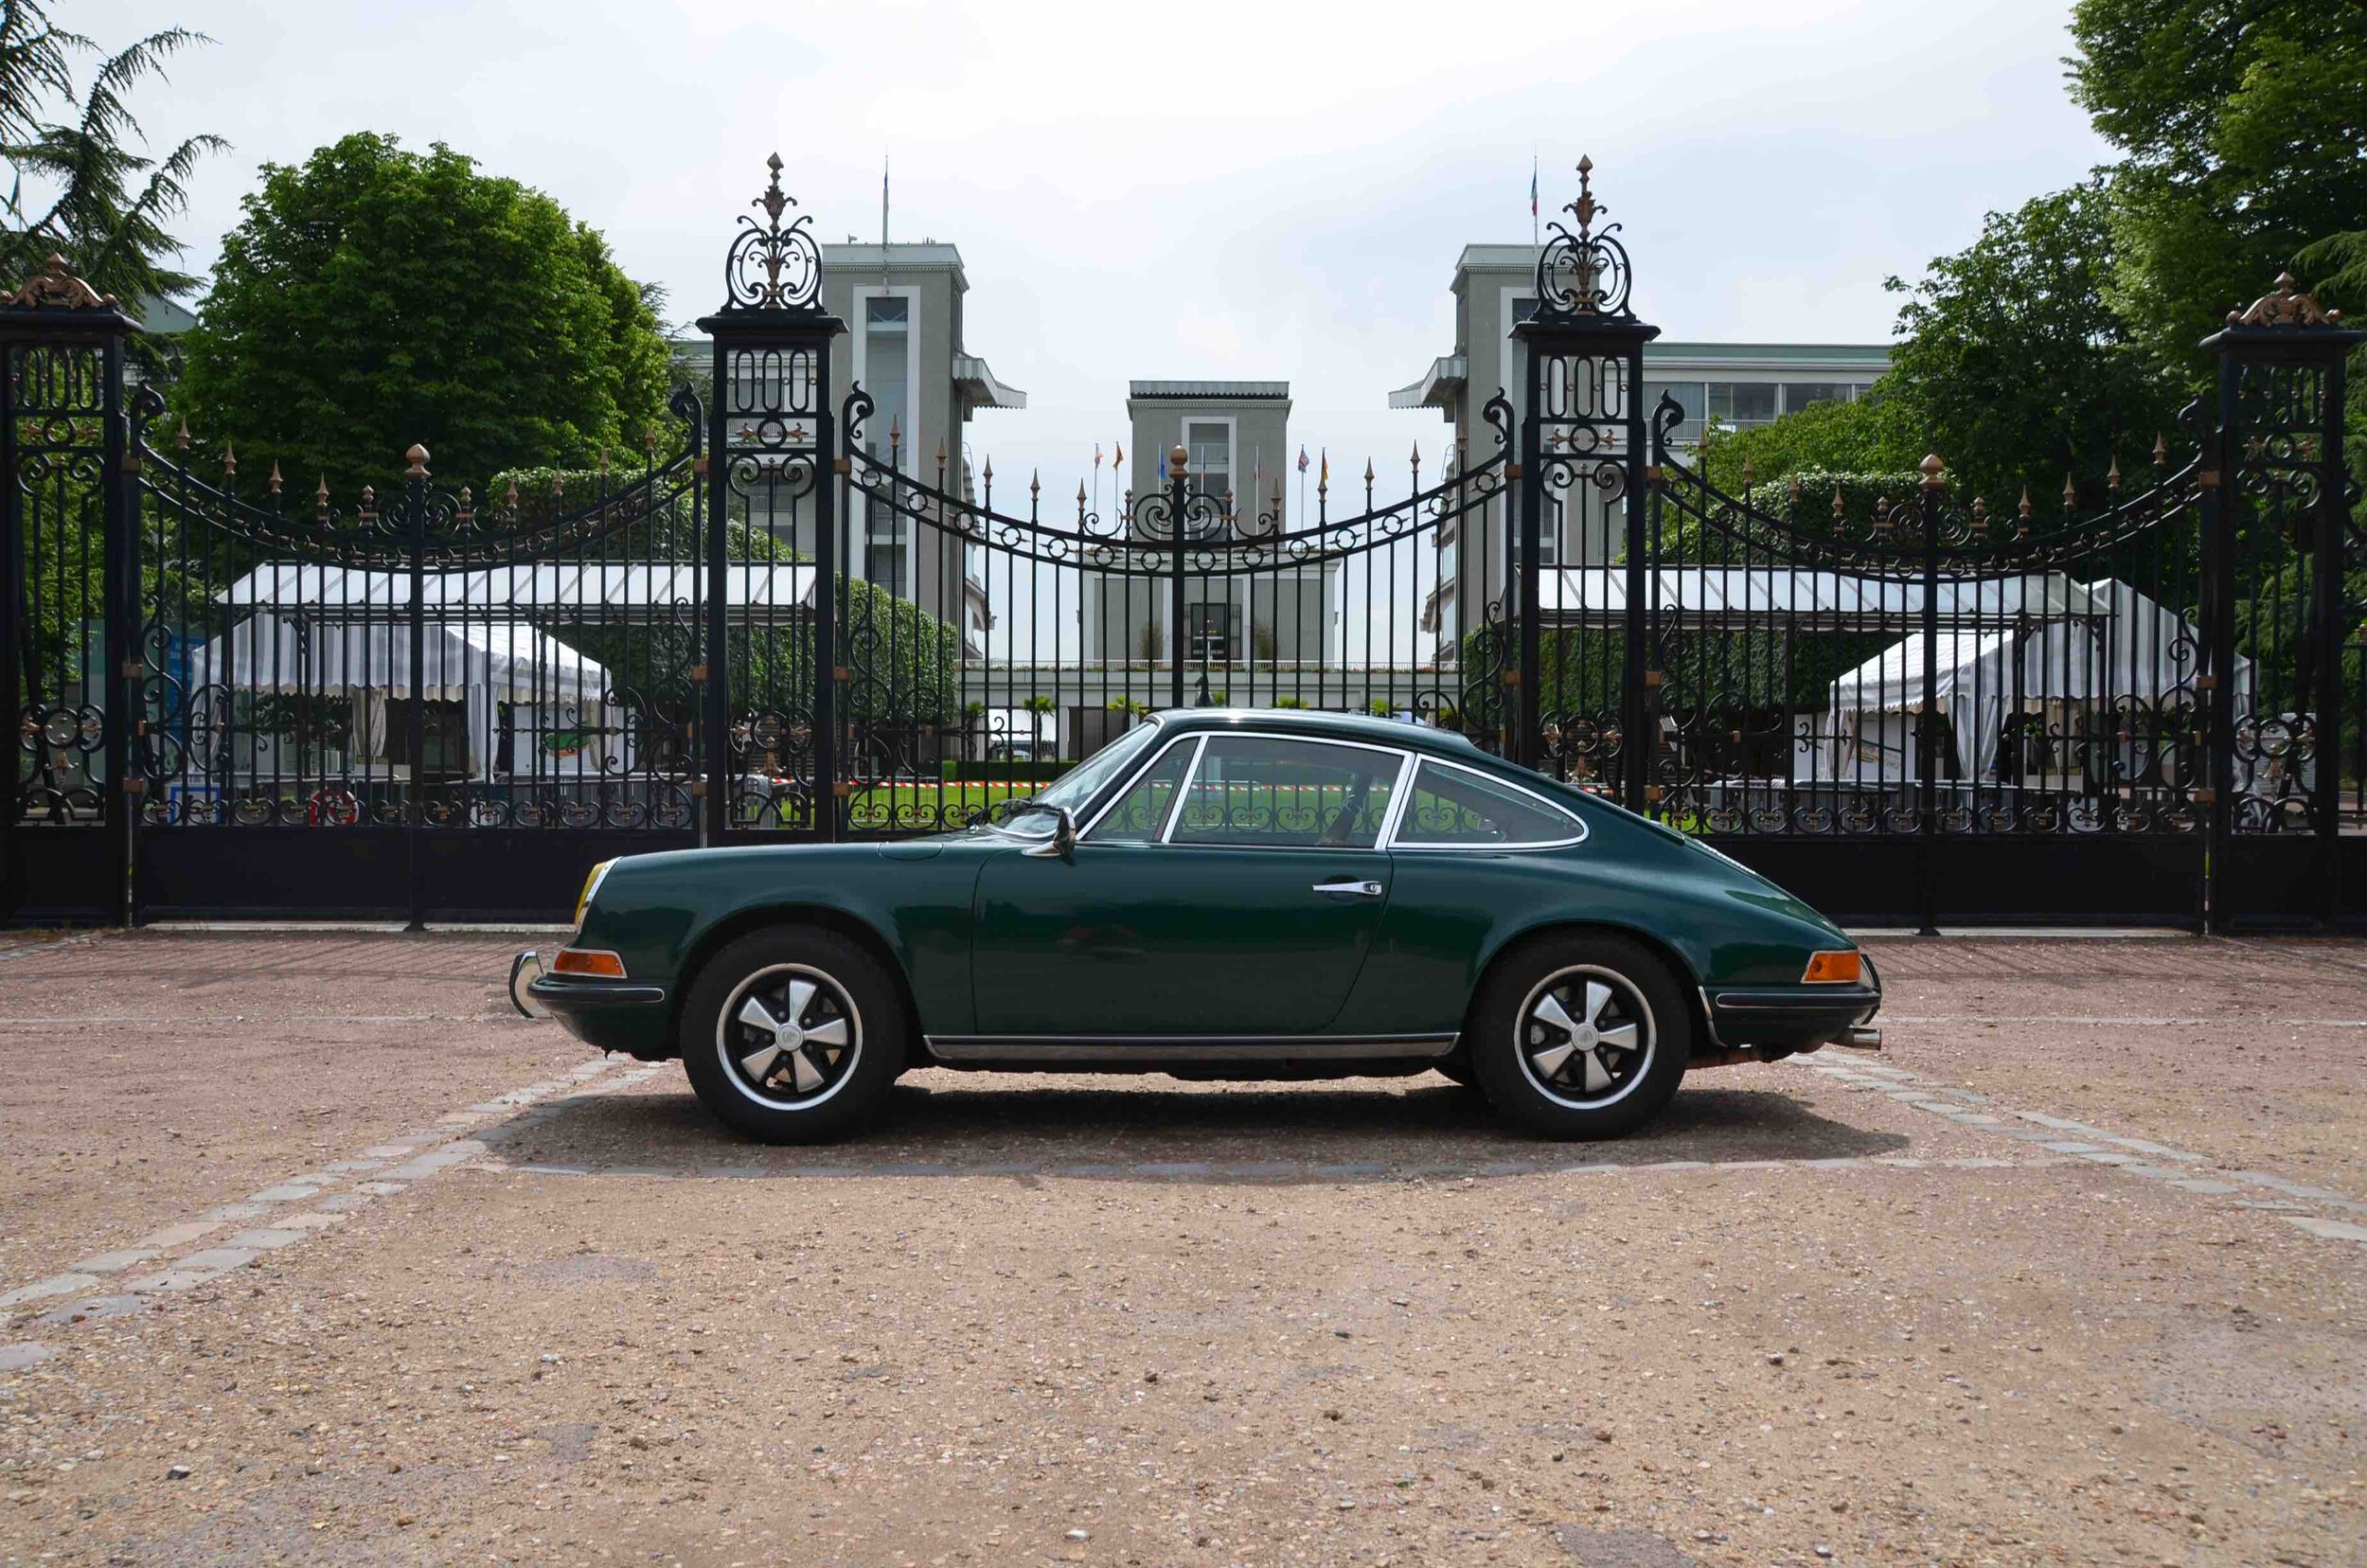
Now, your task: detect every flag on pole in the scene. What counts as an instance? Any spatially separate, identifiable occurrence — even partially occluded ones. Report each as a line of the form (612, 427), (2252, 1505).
(1158, 448), (1167, 480)
(1529, 159), (1538, 220)
(1297, 445), (1308, 473)
(1113, 440), (1123, 469)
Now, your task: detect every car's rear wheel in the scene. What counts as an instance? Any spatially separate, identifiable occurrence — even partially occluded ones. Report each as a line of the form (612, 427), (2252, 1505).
(1469, 934), (1690, 1139)
(680, 928), (903, 1144)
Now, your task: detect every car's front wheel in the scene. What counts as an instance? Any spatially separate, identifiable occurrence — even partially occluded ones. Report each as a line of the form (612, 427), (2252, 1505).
(680, 927), (904, 1144)
(1469, 934), (1690, 1139)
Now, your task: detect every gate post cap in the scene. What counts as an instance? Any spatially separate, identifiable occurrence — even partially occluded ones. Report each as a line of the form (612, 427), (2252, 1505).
(1169, 444), (1188, 472)
(404, 443), (430, 478)
(1919, 454), (1945, 487)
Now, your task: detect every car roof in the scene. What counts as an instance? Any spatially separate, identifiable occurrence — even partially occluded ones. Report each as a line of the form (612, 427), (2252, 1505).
(1148, 707), (1492, 760)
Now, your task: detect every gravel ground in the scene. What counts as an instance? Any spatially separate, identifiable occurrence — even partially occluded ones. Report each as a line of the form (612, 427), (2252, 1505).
(0, 929), (2361, 1566)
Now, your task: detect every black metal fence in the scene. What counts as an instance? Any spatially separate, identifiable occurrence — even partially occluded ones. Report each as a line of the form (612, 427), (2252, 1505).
(3, 161), (2359, 930)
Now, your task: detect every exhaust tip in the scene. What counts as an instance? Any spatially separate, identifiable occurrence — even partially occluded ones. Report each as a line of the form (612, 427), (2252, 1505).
(1840, 1025), (1882, 1050)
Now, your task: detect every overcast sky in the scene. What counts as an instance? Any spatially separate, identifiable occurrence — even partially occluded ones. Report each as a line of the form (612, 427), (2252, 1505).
(85, 0), (2110, 507)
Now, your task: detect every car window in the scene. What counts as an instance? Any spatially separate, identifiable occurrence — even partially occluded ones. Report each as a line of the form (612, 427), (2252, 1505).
(1394, 758), (1583, 847)
(1003, 720), (1161, 835)
(1170, 735), (1403, 849)
(1084, 738), (1194, 843)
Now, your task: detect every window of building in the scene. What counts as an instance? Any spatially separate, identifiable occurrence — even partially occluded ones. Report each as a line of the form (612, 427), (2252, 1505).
(1186, 599), (1236, 662)
(1184, 419), (1232, 515)
(862, 294), (913, 594)
(1706, 382), (1777, 428)
(1170, 735), (1403, 849)
(1781, 383), (1852, 414)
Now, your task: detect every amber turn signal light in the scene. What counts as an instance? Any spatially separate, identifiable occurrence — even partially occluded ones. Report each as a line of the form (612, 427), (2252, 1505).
(550, 948), (627, 978)
(1801, 951), (1863, 985)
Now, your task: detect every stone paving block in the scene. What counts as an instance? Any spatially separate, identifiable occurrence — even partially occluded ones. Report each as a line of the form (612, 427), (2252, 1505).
(2076, 1151), (2141, 1166)
(195, 1203), (269, 1223)
(174, 1247), (259, 1272)
(353, 1182), (409, 1196)
(357, 1143), (428, 1158)
(0, 1342), (56, 1370)
(2096, 1137), (2200, 1161)
(247, 1183), (330, 1203)
(320, 1160), (387, 1173)
(2281, 1216), (2367, 1242)
(2018, 1112), (2100, 1132)
(0, 1274), (100, 1310)
(2040, 1141), (2108, 1154)
(2169, 1178), (2240, 1195)
(310, 1192), (377, 1211)
(67, 1249), (160, 1274)
(34, 1293), (142, 1327)
(133, 1221), (222, 1250)
(124, 1269), (220, 1294)
(274, 1211), (351, 1230)
(223, 1229), (308, 1250)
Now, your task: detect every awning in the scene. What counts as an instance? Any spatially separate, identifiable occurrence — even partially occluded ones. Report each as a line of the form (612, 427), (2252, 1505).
(1539, 567), (2102, 628)
(215, 562), (819, 615)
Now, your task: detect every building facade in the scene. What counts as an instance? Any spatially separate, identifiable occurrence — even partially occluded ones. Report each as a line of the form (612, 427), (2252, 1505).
(1085, 382), (1330, 667)
(1390, 243), (1888, 646)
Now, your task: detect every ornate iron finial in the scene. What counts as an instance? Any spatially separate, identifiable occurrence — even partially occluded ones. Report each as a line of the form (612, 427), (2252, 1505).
(222, 443), (237, 479)
(1534, 155), (1633, 320)
(1565, 155), (1601, 243)
(1028, 469), (1040, 501)
(267, 460), (282, 497)
(457, 485), (474, 522)
(1363, 456), (1375, 483)
(359, 484), (377, 521)
(504, 477), (520, 509)
(2152, 432), (2168, 469)
(1971, 495), (1989, 534)
(1920, 454), (1945, 489)
(553, 470), (565, 499)
(2061, 470), (2075, 511)
(1787, 475), (1801, 502)
(2108, 454), (2122, 491)
(2228, 271), (2342, 329)
(646, 426), (660, 457)
(315, 472), (329, 512)
(1170, 444), (1188, 473)
(1741, 457), (1755, 490)
(937, 438), (948, 468)
(175, 417), (189, 451)
(596, 447), (611, 474)
(404, 443), (429, 480)
(1833, 483), (1845, 520)
(982, 454), (992, 484)
(723, 152), (823, 312)
(2018, 483), (2033, 521)
(5, 253), (115, 310)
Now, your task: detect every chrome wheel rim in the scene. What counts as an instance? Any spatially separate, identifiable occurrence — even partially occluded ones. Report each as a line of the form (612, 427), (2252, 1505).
(716, 963), (863, 1110)
(1516, 965), (1654, 1110)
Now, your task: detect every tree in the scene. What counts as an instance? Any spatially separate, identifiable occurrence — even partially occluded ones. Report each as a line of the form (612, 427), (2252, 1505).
(0, 0), (225, 362)
(176, 134), (672, 499)
(1881, 182), (2182, 505)
(2069, 0), (2367, 378)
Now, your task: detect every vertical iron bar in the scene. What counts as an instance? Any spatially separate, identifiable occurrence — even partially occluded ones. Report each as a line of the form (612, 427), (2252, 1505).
(1168, 446), (1186, 712)
(101, 336), (133, 926)
(1619, 351), (1648, 815)
(1517, 360), (1541, 771)
(404, 450), (428, 931)
(2313, 347), (2347, 925)
(813, 362), (838, 843)
(704, 343), (729, 848)
(0, 336), (16, 921)
(1917, 462), (1941, 936)
(2202, 349), (2238, 933)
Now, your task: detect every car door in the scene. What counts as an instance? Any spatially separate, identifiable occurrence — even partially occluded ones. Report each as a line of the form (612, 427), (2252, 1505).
(970, 731), (1411, 1039)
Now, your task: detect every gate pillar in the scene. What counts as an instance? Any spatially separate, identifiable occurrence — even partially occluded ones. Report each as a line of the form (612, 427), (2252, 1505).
(2202, 273), (2362, 930)
(1511, 159), (1660, 804)
(0, 256), (137, 925)
(696, 155), (845, 845)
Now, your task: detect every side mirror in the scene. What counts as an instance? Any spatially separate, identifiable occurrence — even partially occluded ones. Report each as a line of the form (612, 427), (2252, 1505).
(1022, 804), (1077, 860)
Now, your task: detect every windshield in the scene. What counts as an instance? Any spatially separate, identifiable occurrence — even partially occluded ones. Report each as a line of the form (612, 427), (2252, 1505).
(998, 719), (1163, 834)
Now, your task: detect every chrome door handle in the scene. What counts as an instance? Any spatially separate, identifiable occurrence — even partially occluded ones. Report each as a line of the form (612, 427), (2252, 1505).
(1312, 879), (1384, 899)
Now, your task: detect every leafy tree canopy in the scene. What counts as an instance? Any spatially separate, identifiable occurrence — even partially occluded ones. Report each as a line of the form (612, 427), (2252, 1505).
(176, 133), (673, 500)
(0, 0), (224, 358)
(2068, 0), (2367, 376)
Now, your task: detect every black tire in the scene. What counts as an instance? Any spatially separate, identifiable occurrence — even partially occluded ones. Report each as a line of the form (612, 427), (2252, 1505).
(1433, 1058), (1482, 1090)
(1468, 933), (1691, 1140)
(680, 927), (905, 1144)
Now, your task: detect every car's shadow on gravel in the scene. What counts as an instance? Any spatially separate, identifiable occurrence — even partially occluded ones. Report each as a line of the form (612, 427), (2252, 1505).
(489, 1068), (1909, 1184)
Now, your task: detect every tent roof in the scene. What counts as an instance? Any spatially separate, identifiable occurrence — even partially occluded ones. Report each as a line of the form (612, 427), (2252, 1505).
(215, 562), (818, 613)
(1539, 567), (2102, 627)
(194, 613), (608, 701)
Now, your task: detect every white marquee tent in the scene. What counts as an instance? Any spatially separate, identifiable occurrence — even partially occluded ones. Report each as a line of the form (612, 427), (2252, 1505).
(190, 613), (622, 781)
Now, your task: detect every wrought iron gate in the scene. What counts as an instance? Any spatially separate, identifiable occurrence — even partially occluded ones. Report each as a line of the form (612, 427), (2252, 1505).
(3, 160), (2358, 928)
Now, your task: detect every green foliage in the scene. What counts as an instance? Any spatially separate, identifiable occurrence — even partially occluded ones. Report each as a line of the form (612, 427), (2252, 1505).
(2069, 0), (2367, 379)
(940, 759), (1077, 784)
(1697, 398), (1920, 495)
(0, 0), (226, 375)
(177, 134), (673, 500)
(1882, 182), (2183, 503)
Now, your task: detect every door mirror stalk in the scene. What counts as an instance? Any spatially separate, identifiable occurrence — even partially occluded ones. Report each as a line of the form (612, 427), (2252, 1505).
(1018, 804), (1077, 860)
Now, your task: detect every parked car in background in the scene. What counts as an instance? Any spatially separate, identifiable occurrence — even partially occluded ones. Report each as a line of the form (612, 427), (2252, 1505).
(514, 709), (1880, 1142)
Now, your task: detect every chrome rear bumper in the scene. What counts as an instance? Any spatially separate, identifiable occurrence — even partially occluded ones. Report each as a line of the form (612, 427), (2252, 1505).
(509, 949), (545, 1019)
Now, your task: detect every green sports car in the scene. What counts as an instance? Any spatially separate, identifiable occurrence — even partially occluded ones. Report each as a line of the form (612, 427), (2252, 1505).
(513, 709), (1880, 1142)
